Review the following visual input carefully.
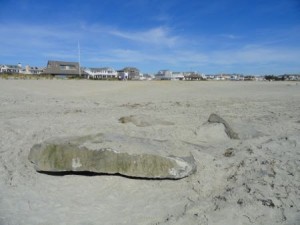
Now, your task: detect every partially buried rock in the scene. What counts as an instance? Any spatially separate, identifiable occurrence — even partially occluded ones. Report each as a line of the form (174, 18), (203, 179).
(208, 113), (239, 139)
(119, 115), (174, 127)
(28, 133), (196, 179)
(224, 148), (235, 157)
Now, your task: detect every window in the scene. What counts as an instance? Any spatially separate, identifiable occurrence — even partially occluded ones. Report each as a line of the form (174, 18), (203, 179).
(60, 65), (76, 70)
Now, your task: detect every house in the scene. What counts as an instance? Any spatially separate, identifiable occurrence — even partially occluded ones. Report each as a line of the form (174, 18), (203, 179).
(84, 67), (117, 80)
(0, 63), (22, 74)
(117, 69), (129, 80)
(22, 65), (44, 75)
(172, 72), (184, 80)
(43, 61), (83, 78)
(155, 70), (186, 80)
(282, 74), (300, 81)
(230, 74), (244, 81)
(155, 70), (172, 80)
(117, 67), (140, 80)
(141, 73), (154, 80)
(184, 72), (206, 80)
(244, 76), (255, 81)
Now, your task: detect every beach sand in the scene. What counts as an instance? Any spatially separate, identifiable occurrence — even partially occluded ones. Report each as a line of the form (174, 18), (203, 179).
(0, 80), (299, 225)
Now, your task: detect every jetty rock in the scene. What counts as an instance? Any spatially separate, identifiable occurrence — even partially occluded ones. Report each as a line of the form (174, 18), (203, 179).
(28, 133), (196, 179)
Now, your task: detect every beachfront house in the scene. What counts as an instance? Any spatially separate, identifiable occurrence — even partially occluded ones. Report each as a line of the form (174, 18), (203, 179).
(155, 70), (173, 80)
(155, 70), (186, 80)
(172, 72), (185, 80)
(117, 69), (129, 80)
(117, 67), (140, 80)
(84, 67), (117, 80)
(0, 63), (22, 74)
(43, 61), (83, 78)
(282, 74), (300, 81)
(184, 72), (206, 80)
(142, 73), (154, 80)
(22, 65), (44, 75)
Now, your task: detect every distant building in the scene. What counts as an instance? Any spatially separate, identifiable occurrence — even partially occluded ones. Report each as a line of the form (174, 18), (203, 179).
(84, 67), (117, 80)
(230, 74), (244, 81)
(155, 70), (201, 80)
(244, 76), (255, 81)
(282, 74), (300, 81)
(172, 72), (184, 80)
(43, 61), (83, 77)
(155, 70), (172, 80)
(141, 73), (154, 80)
(22, 65), (44, 75)
(0, 63), (22, 74)
(117, 69), (129, 80)
(183, 72), (206, 80)
(118, 67), (140, 80)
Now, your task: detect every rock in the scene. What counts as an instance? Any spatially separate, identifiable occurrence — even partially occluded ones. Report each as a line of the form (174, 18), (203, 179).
(28, 133), (196, 179)
(208, 113), (239, 139)
(119, 115), (174, 127)
(224, 148), (235, 157)
(260, 199), (275, 208)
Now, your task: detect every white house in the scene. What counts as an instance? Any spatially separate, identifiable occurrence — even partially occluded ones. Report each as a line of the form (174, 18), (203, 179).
(22, 65), (44, 75)
(156, 70), (190, 80)
(172, 72), (184, 80)
(0, 63), (22, 74)
(183, 72), (206, 80)
(155, 70), (173, 80)
(84, 67), (117, 79)
(117, 70), (129, 80)
(140, 73), (154, 80)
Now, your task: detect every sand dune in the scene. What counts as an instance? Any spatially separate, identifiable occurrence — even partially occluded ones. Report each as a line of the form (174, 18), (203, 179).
(0, 80), (299, 225)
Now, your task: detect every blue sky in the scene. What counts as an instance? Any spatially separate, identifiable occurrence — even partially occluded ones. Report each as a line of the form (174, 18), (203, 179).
(1, 0), (299, 74)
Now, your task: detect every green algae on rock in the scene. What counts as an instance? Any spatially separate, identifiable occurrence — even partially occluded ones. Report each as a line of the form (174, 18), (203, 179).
(28, 134), (196, 179)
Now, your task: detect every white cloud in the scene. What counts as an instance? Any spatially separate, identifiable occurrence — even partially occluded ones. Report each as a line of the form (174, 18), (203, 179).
(219, 34), (241, 39)
(210, 45), (300, 65)
(0, 23), (79, 40)
(109, 27), (180, 47)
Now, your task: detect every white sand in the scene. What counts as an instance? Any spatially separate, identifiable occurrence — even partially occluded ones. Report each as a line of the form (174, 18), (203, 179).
(0, 80), (299, 225)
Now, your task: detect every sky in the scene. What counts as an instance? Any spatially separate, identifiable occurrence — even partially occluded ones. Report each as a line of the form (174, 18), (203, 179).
(0, 0), (300, 75)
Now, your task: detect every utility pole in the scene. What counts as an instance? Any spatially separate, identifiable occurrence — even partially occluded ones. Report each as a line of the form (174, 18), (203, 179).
(78, 40), (81, 77)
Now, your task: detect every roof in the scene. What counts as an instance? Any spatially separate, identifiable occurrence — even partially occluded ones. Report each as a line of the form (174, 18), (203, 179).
(89, 67), (115, 71)
(2, 65), (20, 69)
(47, 60), (79, 66)
(43, 60), (81, 75)
(122, 67), (140, 72)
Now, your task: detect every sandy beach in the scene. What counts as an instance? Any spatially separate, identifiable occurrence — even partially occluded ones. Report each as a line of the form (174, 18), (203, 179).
(0, 80), (299, 225)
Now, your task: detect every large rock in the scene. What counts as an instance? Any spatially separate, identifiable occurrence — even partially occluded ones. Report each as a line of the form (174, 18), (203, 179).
(28, 133), (196, 179)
